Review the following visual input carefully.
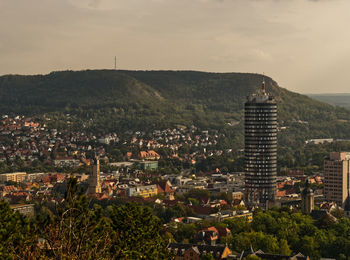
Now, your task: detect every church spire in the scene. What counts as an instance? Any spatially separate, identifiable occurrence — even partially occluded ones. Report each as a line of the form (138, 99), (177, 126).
(345, 164), (350, 218)
(301, 179), (314, 214)
(87, 151), (102, 195)
(344, 185), (350, 218)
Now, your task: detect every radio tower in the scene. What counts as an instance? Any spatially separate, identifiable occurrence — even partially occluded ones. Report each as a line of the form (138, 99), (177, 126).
(114, 56), (117, 70)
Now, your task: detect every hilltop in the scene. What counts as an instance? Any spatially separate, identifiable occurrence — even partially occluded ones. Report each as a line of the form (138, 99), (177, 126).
(0, 69), (350, 147)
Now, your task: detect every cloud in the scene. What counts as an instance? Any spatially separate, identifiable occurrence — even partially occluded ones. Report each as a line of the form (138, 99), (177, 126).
(88, 0), (102, 8)
(0, 0), (349, 93)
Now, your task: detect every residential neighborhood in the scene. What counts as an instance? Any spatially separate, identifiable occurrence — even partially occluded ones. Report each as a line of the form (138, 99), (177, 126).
(0, 115), (341, 260)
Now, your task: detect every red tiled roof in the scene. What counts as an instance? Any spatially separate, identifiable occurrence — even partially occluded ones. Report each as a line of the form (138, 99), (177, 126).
(155, 180), (175, 194)
(276, 190), (286, 197)
(216, 227), (231, 237)
(0, 185), (17, 193)
(220, 200), (227, 205)
(171, 217), (184, 223)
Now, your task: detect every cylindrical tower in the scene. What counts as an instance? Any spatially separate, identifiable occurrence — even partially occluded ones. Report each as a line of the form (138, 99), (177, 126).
(245, 80), (277, 207)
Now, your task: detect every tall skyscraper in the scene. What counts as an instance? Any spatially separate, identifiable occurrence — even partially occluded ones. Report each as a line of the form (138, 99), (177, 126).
(87, 154), (102, 195)
(324, 152), (350, 206)
(245, 79), (277, 207)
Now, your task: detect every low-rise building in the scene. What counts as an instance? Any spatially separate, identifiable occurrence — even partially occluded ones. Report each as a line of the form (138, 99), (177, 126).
(10, 204), (35, 218)
(25, 172), (45, 181)
(208, 210), (253, 223)
(139, 161), (158, 170)
(54, 157), (80, 168)
(126, 184), (158, 198)
(0, 172), (27, 183)
(168, 243), (232, 260)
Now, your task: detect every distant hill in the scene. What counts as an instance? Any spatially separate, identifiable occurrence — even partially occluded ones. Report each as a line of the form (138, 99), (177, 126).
(1, 70), (350, 147)
(307, 94), (350, 109)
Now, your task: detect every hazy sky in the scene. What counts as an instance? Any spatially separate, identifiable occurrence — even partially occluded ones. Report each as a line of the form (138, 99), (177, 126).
(1, 0), (350, 93)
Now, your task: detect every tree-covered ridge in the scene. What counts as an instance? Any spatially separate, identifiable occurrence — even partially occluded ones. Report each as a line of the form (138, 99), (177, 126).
(307, 94), (350, 109)
(0, 69), (350, 142)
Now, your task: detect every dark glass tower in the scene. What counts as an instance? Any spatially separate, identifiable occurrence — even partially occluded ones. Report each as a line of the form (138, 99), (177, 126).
(245, 80), (277, 207)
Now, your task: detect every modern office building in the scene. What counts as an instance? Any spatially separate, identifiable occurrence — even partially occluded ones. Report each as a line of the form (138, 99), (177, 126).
(245, 79), (277, 207)
(139, 160), (158, 171)
(324, 152), (350, 206)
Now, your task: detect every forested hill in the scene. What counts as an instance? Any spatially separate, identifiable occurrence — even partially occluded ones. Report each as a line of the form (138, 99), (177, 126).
(307, 93), (350, 109)
(0, 69), (350, 145)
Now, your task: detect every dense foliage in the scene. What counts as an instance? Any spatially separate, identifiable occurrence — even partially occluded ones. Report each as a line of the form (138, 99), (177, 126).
(0, 201), (39, 259)
(3, 184), (350, 259)
(166, 207), (350, 260)
(278, 140), (350, 173)
(0, 179), (172, 259)
(225, 207), (350, 260)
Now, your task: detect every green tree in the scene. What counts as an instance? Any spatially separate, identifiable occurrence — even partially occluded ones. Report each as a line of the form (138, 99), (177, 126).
(200, 253), (215, 260)
(185, 189), (210, 200)
(109, 203), (172, 259)
(223, 218), (250, 234)
(249, 232), (279, 254)
(0, 200), (39, 259)
(279, 239), (292, 255)
(188, 198), (199, 206)
(170, 222), (197, 243)
(298, 236), (320, 260)
(39, 178), (112, 259)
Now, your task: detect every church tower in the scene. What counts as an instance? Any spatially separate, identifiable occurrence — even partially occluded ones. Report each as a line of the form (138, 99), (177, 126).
(87, 154), (102, 195)
(344, 194), (350, 219)
(344, 156), (350, 218)
(301, 179), (314, 214)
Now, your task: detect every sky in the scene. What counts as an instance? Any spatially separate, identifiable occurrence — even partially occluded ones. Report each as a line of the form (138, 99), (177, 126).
(1, 0), (350, 93)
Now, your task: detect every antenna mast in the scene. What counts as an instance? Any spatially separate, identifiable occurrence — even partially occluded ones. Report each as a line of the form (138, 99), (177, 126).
(262, 73), (266, 93)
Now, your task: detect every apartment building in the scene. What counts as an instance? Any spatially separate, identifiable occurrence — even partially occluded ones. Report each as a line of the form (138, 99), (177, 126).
(0, 172), (26, 183)
(324, 152), (350, 206)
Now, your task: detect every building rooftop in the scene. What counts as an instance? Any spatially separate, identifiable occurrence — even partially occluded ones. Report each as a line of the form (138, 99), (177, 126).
(246, 80), (275, 104)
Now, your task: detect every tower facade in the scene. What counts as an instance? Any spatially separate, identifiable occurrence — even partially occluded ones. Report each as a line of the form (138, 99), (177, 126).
(245, 79), (277, 207)
(301, 180), (314, 214)
(344, 194), (350, 219)
(324, 152), (350, 206)
(87, 155), (102, 195)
